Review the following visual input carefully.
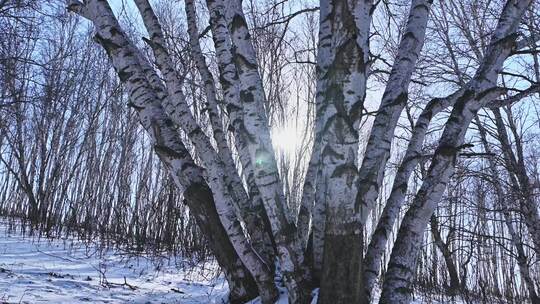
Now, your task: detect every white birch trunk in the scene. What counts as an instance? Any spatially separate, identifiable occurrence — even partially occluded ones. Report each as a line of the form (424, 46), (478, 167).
(355, 0), (432, 225)
(380, 1), (532, 302)
(362, 90), (463, 298)
(358, 1), (434, 296)
(314, 0), (372, 302)
(67, 1), (278, 302)
(65, 4), (260, 302)
(183, 0), (276, 267)
(203, 0), (277, 268)
(224, 1), (313, 302)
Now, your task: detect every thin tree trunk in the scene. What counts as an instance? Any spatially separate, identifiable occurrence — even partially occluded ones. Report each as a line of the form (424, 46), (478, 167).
(476, 115), (540, 304)
(429, 214), (460, 295)
(297, 126), (321, 250)
(492, 108), (540, 257)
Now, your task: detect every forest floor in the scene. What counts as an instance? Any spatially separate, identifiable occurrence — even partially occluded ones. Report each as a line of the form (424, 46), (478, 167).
(0, 220), (467, 304)
(0, 221), (235, 304)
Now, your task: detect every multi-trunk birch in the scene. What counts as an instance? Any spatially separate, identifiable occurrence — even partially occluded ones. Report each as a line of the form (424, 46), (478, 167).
(63, 0), (540, 303)
(67, 1), (278, 302)
(203, 0), (278, 267)
(220, 1), (314, 302)
(183, 0), (276, 267)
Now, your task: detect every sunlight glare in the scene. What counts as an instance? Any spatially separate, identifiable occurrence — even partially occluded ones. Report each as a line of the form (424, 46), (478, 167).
(272, 126), (301, 156)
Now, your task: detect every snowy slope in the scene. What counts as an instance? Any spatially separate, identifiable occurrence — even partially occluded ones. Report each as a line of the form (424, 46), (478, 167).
(0, 222), (469, 304)
(0, 223), (229, 304)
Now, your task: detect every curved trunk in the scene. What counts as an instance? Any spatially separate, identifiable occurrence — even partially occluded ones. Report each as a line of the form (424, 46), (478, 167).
(429, 215), (460, 295)
(363, 91), (462, 297)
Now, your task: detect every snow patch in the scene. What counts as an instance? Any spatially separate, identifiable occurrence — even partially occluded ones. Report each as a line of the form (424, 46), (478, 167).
(0, 223), (229, 303)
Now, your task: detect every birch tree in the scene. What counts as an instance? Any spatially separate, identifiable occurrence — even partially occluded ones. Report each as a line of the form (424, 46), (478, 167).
(54, 0), (540, 303)
(380, 1), (534, 302)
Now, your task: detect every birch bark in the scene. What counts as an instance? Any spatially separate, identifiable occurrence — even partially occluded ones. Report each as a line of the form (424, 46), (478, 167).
(363, 91), (463, 298)
(314, 0), (371, 302)
(67, 1), (278, 302)
(223, 0), (313, 301)
(204, 0), (277, 267)
(355, 0), (432, 225)
(183, 0), (276, 267)
(380, 1), (532, 302)
(358, 1), (438, 295)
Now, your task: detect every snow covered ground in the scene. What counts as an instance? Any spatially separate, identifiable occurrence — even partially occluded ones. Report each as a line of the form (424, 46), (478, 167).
(0, 222), (231, 304)
(0, 221), (468, 304)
